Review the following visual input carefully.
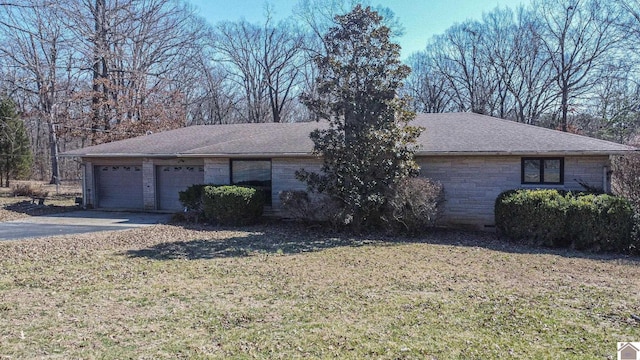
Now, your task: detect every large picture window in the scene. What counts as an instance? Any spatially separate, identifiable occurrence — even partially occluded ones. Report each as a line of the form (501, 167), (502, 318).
(230, 159), (272, 205)
(521, 157), (564, 185)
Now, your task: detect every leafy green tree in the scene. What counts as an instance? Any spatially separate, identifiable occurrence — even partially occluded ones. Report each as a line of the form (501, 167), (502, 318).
(296, 5), (421, 230)
(0, 97), (32, 187)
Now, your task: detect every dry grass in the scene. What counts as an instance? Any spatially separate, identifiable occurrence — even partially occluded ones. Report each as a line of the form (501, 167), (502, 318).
(0, 180), (81, 197)
(0, 181), (81, 222)
(0, 223), (638, 359)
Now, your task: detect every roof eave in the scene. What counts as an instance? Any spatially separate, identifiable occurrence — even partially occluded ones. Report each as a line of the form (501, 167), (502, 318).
(61, 152), (319, 158)
(416, 150), (635, 156)
(61, 149), (637, 159)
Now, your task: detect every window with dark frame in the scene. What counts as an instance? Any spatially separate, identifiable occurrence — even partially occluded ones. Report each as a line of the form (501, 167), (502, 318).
(521, 157), (564, 185)
(230, 159), (272, 206)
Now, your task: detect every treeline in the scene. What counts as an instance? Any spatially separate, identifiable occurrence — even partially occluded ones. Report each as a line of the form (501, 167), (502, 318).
(1, 0), (639, 183)
(404, 0), (640, 144)
(0, 0), (392, 182)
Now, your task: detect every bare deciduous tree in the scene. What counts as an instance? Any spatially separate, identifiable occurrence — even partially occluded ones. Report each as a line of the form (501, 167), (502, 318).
(535, 0), (622, 131)
(213, 15), (308, 123)
(404, 52), (455, 113)
(428, 20), (499, 115)
(0, 0), (71, 183)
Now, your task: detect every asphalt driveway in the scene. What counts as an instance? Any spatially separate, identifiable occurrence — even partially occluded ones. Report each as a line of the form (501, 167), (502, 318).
(0, 211), (172, 241)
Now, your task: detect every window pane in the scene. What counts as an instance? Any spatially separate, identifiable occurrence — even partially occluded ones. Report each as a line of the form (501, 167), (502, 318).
(543, 159), (561, 183)
(232, 161), (271, 186)
(523, 160), (540, 183)
(231, 160), (272, 205)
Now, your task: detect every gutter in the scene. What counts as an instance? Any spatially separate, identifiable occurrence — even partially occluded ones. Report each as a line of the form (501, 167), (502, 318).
(60, 149), (638, 159)
(59, 152), (321, 159)
(415, 150), (636, 156)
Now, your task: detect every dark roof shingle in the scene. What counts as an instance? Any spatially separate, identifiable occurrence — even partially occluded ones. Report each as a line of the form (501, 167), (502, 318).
(61, 112), (635, 158)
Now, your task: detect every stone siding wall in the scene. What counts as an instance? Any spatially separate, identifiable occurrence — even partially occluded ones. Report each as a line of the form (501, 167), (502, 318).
(271, 157), (322, 209)
(142, 160), (155, 210)
(204, 158), (230, 185)
(417, 155), (611, 229)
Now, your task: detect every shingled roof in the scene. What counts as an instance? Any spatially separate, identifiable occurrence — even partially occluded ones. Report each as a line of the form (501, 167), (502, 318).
(61, 112), (636, 158)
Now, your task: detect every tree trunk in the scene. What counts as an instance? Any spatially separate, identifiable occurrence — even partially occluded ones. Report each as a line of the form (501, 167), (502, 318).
(48, 115), (60, 184)
(91, 0), (108, 144)
(560, 80), (569, 132)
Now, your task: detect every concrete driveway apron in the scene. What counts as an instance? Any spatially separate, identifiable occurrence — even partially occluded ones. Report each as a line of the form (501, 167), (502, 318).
(0, 211), (172, 241)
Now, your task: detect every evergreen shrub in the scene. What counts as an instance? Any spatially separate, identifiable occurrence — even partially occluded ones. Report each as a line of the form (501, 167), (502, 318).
(495, 189), (634, 252)
(203, 185), (265, 225)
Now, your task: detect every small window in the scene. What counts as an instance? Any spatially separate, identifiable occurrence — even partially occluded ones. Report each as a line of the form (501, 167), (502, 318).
(231, 159), (272, 205)
(521, 157), (564, 185)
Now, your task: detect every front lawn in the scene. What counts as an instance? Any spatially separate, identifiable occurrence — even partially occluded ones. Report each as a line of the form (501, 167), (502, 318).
(0, 224), (638, 358)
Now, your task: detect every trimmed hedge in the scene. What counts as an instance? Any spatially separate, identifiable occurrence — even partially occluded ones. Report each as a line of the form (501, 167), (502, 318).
(495, 189), (635, 253)
(203, 185), (265, 225)
(178, 184), (210, 212)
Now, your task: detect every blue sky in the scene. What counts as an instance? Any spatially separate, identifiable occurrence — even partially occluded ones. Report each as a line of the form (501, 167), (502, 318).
(188, 0), (530, 58)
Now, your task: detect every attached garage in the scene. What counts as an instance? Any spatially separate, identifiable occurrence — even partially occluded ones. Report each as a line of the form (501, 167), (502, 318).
(156, 165), (205, 210)
(95, 165), (143, 209)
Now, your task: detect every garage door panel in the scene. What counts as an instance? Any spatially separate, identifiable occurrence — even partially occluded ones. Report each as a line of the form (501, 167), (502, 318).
(157, 165), (205, 210)
(96, 165), (143, 209)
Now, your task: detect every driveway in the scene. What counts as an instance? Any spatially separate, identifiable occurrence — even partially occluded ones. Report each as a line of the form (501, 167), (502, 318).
(0, 211), (172, 241)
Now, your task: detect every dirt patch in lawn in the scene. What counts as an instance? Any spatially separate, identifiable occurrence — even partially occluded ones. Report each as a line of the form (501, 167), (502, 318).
(0, 223), (638, 359)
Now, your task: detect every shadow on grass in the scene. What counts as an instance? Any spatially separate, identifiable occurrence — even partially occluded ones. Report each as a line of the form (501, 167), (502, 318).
(125, 223), (378, 260)
(433, 229), (640, 264)
(125, 221), (640, 263)
(3, 200), (80, 216)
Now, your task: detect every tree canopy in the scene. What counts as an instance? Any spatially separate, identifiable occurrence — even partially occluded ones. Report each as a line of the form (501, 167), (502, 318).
(0, 97), (31, 187)
(297, 5), (421, 230)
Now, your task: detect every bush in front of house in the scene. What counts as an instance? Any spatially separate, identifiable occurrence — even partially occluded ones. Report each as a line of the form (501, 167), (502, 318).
(382, 177), (445, 234)
(203, 185), (265, 225)
(279, 190), (342, 224)
(495, 189), (635, 253)
(178, 184), (220, 223)
(178, 184), (209, 212)
(280, 177), (445, 234)
(565, 194), (635, 252)
(612, 146), (640, 253)
(495, 189), (568, 247)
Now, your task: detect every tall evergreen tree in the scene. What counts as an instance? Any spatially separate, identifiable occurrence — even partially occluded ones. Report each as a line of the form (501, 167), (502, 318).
(0, 97), (32, 187)
(297, 5), (421, 230)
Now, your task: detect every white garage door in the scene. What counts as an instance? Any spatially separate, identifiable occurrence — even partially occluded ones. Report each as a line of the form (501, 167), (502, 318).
(95, 165), (143, 209)
(156, 165), (205, 210)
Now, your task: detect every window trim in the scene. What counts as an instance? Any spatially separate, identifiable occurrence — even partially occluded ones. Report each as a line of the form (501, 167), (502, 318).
(229, 158), (273, 206)
(521, 157), (564, 185)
